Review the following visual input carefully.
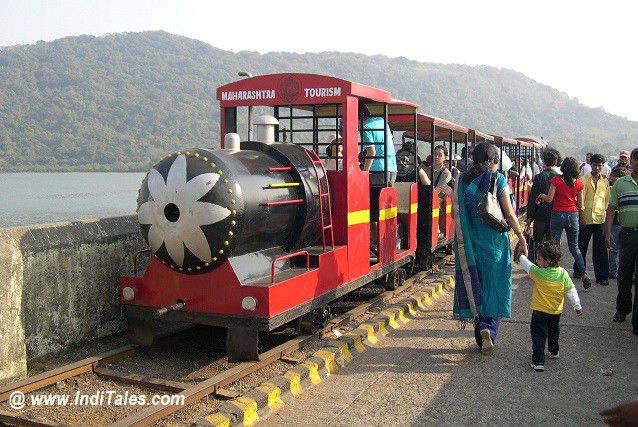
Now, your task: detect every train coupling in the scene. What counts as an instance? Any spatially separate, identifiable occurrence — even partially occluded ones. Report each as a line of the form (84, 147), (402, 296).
(156, 301), (185, 316)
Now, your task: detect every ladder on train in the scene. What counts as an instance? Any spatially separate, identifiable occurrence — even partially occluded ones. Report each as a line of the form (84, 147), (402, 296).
(304, 149), (335, 251)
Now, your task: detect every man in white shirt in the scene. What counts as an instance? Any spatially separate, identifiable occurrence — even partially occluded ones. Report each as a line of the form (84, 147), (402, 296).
(580, 152), (592, 176)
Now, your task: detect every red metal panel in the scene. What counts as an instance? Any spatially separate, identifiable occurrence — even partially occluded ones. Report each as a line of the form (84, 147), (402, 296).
(120, 259), (270, 317)
(409, 184), (418, 250)
(377, 187), (398, 265)
(444, 195), (454, 240)
(327, 172), (348, 247)
(121, 247), (350, 319)
(469, 129), (496, 142)
(343, 96), (371, 280)
(220, 107), (227, 146)
(493, 135), (519, 146)
(267, 247), (348, 316)
(431, 192), (440, 249)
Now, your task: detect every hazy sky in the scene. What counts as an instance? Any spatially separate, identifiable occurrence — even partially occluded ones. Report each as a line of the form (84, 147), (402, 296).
(2, 0), (637, 121)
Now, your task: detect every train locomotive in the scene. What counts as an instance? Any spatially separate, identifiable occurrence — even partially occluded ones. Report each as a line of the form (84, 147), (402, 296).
(120, 73), (543, 361)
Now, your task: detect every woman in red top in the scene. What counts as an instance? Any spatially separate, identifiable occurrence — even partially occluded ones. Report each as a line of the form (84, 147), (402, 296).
(537, 157), (590, 288)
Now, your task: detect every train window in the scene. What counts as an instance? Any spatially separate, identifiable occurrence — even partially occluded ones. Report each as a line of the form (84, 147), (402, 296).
(357, 102), (391, 182)
(271, 104), (344, 171)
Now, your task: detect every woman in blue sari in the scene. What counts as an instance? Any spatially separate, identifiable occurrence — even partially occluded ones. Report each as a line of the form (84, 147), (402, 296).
(453, 143), (528, 355)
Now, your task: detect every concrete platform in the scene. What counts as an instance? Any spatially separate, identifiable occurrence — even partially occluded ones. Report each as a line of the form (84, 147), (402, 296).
(260, 251), (638, 426)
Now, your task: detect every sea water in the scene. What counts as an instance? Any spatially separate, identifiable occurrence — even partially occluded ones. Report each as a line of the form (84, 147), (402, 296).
(0, 173), (145, 228)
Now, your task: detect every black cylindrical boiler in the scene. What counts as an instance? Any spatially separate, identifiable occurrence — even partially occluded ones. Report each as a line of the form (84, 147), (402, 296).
(137, 142), (324, 273)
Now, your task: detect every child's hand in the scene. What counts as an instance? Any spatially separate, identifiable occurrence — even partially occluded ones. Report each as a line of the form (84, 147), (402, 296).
(513, 241), (522, 261)
(575, 309), (582, 316)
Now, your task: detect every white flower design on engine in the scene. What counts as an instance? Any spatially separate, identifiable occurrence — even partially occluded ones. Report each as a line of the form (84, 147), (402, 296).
(137, 154), (230, 267)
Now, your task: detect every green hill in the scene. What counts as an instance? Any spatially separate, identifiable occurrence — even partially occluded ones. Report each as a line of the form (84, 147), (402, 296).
(0, 30), (636, 171)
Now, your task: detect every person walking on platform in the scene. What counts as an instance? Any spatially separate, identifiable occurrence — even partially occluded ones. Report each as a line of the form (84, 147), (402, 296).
(453, 142), (527, 355)
(607, 167), (638, 282)
(617, 150), (631, 169)
(578, 154), (611, 286)
(537, 157), (591, 289)
(604, 148), (638, 335)
(526, 148), (560, 260)
(580, 152), (593, 177)
(517, 241), (582, 371)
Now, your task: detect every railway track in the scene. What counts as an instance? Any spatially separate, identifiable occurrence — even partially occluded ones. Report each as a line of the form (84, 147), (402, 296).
(0, 255), (452, 427)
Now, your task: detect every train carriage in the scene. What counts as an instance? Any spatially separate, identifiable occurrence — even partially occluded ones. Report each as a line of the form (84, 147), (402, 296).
(492, 135), (542, 214)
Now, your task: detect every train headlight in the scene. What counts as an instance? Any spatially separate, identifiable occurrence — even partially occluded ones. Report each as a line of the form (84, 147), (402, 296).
(122, 287), (137, 301)
(241, 296), (257, 311)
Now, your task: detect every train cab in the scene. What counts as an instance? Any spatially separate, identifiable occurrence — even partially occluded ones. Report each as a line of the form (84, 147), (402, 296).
(120, 73), (424, 361)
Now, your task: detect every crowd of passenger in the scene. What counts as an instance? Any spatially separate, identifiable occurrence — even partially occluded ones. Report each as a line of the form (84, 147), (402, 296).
(321, 118), (637, 358)
(449, 144), (638, 422)
(324, 112), (637, 421)
(450, 143), (638, 372)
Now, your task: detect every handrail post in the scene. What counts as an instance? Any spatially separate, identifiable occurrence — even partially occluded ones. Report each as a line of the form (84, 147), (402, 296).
(271, 250), (310, 283)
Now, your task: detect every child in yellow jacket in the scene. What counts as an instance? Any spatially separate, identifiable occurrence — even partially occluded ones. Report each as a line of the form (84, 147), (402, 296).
(518, 240), (582, 371)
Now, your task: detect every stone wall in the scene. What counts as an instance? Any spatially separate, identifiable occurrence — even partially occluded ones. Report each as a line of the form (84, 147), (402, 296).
(0, 216), (145, 381)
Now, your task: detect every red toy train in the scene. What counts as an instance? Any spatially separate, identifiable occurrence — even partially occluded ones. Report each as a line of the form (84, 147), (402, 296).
(120, 73), (543, 361)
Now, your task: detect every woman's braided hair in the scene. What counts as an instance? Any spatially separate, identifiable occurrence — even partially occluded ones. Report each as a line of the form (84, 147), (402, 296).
(463, 142), (499, 184)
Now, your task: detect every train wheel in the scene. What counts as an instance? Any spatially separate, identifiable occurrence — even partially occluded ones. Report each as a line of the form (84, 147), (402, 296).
(210, 326), (227, 351)
(385, 269), (399, 291)
(397, 268), (406, 286)
(226, 327), (259, 362)
(297, 305), (331, 334)
(445, 243), (454, 255)
(416, 250), (433, 271)
(126, 310), (154, 349)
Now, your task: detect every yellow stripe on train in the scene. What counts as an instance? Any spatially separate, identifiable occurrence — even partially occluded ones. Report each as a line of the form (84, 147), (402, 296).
(410, 203), (418, 214)
(432, 208), (440, 218)
(348, 209), (370, 226)
(379, 206), (398, 221)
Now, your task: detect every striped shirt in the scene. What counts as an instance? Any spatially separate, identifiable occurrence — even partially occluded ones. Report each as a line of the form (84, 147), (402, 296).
(609, 174), (638, 228)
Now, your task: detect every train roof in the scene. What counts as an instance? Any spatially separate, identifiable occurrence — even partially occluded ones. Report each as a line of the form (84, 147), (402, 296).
(516, 136), (547, 148)
(492, 135), (520, 147)
(217, 73), (541, 148)
(392, 113), (469, 143)
(468, 129), (495, 142)
(217, 73), (402, 107)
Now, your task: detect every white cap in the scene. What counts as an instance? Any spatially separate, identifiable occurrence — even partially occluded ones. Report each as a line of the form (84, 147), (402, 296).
(224, 133), (241, 150)
(254, 115), (279, 144)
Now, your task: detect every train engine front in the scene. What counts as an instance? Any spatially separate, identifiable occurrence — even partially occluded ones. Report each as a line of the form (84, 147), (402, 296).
(120, 119), (328, 360)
